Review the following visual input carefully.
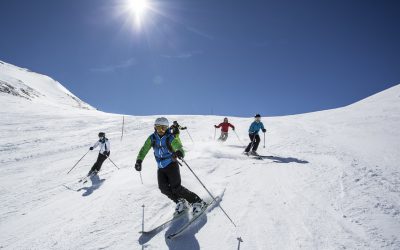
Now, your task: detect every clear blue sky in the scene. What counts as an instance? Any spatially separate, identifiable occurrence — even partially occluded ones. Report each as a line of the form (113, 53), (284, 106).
(1, 0), (399, 117)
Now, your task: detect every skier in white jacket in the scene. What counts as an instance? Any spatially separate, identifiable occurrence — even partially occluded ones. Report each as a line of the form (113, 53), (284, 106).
(88, 132), (110, 176)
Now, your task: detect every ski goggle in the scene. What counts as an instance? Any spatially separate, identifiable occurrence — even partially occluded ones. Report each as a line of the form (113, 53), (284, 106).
(155, 125), (168, 132)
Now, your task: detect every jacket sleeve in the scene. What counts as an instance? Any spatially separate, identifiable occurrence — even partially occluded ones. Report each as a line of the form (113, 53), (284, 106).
(137, 136), (152, 161)
(215, 123), (222, 128)
(105, 140), (111, 152)
(261, 122), (265, 130)
(229, 123), (235, 129)
(179, 125), (187, 130)
(92, 141), (100, 148)
(171, 137), (185, 158)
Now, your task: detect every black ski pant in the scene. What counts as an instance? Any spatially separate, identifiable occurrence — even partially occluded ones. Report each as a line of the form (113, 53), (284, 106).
(90, 153), (109, 172)
(158, 161), (202, 204)
(245, 134), (260, 152)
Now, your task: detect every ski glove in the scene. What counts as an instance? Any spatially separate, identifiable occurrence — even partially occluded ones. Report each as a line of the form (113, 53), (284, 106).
(173, 150), (184, 159)
(262, 129), (267, 133)
(89, 147), (94, 150)
(135, 160), (142, 171)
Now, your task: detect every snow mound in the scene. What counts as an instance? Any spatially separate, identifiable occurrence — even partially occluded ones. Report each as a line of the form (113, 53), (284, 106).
(0, 60), (93, 110)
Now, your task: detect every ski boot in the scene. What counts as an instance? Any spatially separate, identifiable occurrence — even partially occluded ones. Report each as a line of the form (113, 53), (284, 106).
(192, 200), (207, 216)
(250, 150), (259, 156)
(174, 199), (188, 216)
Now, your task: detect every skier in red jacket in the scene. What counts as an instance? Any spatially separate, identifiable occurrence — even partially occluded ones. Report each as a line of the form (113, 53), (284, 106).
(214, 117), (235, 142)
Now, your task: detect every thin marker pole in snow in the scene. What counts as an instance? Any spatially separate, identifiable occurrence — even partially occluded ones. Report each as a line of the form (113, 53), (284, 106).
(186, 129), (194, 143)
(177, 158), (237, 228)
(141, 204), (145, 250)
(67, 150), (90, 174)
(237, 237), (243, 250)
(214, 128), (216, 140)
(107, 157), (120, 170)
(121, 116), (125, 141)
(141, 204), (145, 232)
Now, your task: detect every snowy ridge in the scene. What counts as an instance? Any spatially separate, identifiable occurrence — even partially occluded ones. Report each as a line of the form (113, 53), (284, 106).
(0, 61), (399, 249)
(0, 60), (93, 110)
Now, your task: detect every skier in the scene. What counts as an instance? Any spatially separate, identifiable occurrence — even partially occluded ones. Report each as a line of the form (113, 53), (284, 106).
(88, 132), (110, 176)
(169, 120), (187, 144)
(244, 114), (266, 156)
(214, 117), (235, 142)
(134, 117), (206, 216)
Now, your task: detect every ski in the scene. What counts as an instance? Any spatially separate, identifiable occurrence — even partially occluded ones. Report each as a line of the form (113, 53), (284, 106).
(139, 209), (188, 234)
(78, 170), (99, 184)
(78, 174), (91, 184)
(167, 197), (219, 239)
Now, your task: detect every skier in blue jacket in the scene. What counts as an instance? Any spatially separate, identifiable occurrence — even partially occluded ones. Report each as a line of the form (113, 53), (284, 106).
(244, 114), (266, 156)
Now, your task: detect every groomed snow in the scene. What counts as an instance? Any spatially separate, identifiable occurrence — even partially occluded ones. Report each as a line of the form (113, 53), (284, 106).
(0, 61), (399, 249)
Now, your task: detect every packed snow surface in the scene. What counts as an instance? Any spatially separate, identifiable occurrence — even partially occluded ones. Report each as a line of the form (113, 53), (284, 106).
(0, 61), (399, 249)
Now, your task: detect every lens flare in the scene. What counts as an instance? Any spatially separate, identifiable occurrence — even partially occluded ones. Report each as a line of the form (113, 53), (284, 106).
(128, 0), (148, 24)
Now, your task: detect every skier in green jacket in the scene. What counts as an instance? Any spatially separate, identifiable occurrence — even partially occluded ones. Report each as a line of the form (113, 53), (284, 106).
(134, 117), (205, 216)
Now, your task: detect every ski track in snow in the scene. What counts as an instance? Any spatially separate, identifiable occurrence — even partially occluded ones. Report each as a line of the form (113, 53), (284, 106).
(1, 61), (400, 249)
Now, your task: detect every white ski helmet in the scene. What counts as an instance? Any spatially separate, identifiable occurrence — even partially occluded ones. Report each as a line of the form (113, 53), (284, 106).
(154, 117), (169, 127)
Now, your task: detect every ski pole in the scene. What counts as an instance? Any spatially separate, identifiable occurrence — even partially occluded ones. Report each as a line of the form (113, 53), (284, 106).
(67, 150), (90, 174)
(233, 130), (244, 146)
(177, 158), (237, 227)
(263, 132), (266, 148)
(247, 134), (256, 154)
(139, 171), (143, 184)
(214, 128), (216, 140)
(107, 156), (120, 170)
(186, 129), (194, 143)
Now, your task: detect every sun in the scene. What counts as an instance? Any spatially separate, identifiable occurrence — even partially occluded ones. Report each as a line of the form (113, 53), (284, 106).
(127, 0), (148, 21)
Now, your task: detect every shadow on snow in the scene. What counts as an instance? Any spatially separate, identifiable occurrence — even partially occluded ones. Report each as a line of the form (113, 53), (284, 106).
(260, 155), (309, 164)
(77, 174), (105, 196)
(138, 197), (221, 250)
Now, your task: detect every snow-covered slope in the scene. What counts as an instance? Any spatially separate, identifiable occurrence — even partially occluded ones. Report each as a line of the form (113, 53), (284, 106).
(0, 61), (399, 250)
(0, 60), (93, 110)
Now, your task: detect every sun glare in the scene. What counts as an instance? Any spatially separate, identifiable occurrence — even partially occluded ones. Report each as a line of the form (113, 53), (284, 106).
(128, 0), (148, 20)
